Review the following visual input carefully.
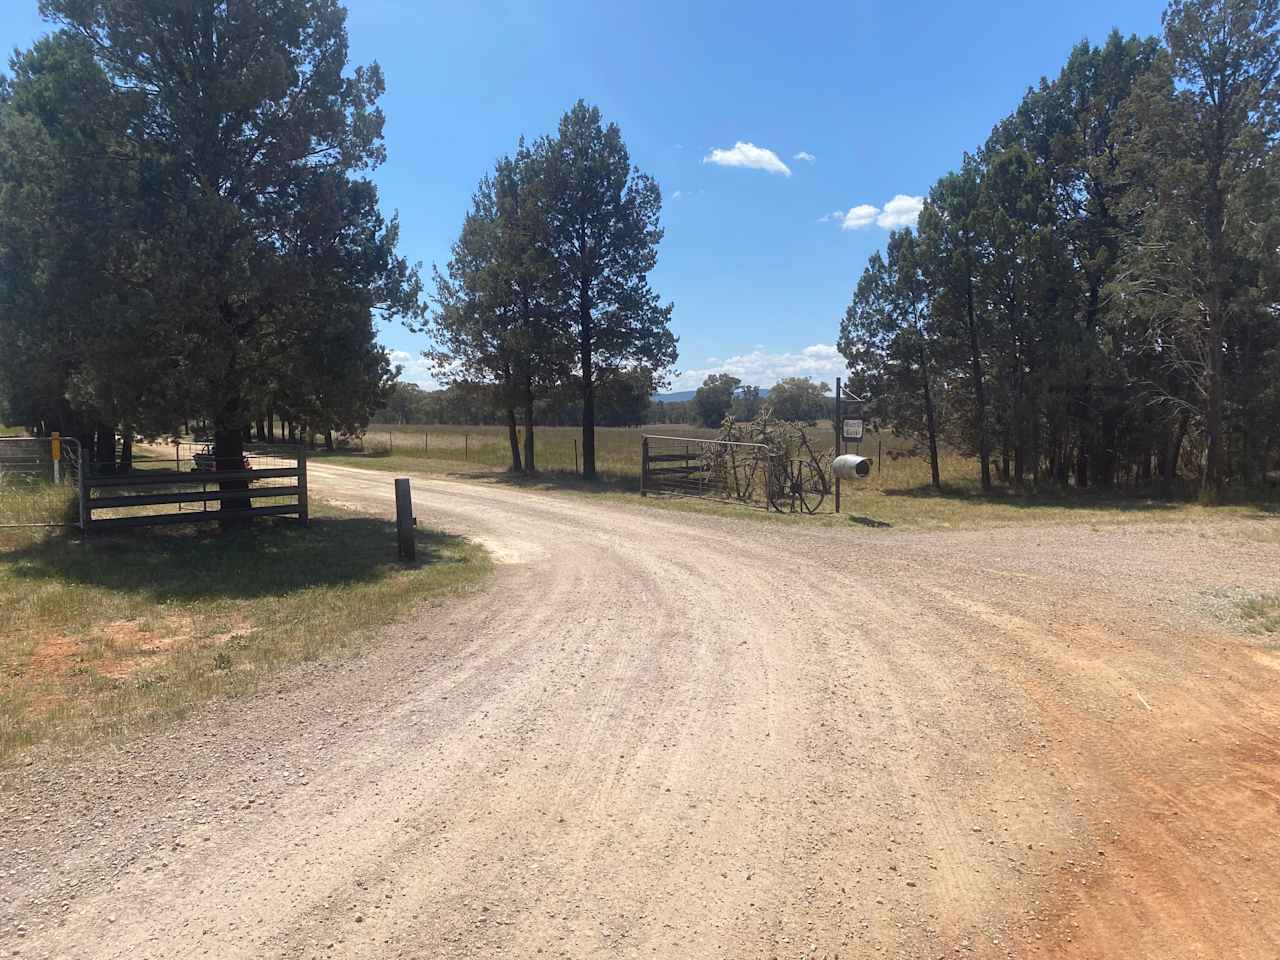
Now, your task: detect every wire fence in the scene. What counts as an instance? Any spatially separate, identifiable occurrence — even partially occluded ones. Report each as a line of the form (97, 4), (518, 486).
(0, 436), (82, 528)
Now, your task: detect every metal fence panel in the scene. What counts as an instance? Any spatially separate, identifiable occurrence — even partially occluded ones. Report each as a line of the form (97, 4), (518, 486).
(0, 436), (82, 528)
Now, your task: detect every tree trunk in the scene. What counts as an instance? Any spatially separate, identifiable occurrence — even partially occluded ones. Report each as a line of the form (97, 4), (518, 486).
(965, 285), (991, 491)
(118, 432), (133, 473)
(213, 395), (251, 522)
(266, 410), (276, 443)
(325, 429), (334, 452)
(93, 425), (116, 475)
(579, 287), (597, 482)
(1201, 334), (1225, 502)
(523, 373), (536, 474)
(920, 345), (941, 490)
(504, 363), (522, 473)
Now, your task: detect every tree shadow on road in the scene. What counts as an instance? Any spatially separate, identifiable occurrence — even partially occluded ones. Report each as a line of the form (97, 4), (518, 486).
(2, 514), (468, 603)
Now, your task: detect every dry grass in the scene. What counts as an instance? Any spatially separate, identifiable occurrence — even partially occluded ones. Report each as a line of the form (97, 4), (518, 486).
(0, 503), (489, 762)
(320, 424), (1277, 531)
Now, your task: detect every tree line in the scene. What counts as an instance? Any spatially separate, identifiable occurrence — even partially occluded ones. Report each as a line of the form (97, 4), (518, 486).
(0, 1), (418, 474)
(425, 102), (675, 480)
(841, 0), (1279, 501)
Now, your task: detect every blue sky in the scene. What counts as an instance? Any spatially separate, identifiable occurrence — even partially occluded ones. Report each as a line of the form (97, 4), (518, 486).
(2, 0), (1169, 391)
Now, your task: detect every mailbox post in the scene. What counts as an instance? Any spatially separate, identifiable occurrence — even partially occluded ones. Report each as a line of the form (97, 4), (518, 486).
(394, 478), (416, 562)
(833, 378), (872, 514)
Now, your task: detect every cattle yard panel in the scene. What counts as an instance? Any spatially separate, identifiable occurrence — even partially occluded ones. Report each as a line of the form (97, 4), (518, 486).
(641, 434), (776, 508)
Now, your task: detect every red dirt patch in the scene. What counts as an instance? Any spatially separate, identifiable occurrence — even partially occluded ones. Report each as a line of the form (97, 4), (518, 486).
(5, 615), (253, 714)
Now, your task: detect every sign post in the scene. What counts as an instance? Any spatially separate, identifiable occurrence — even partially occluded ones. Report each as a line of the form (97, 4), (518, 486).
(50, 432), (62, 484)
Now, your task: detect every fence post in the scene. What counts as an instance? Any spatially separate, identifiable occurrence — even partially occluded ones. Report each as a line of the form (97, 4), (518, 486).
(574, 438), (579, 475)
(77, 446), (90, 535)
(394, 477), (415, 562)
(424, 432), (428, 457)
(388, 431), (393, 453)
(878, 438), (882, 475)
(297, 443), (309, 526)
(465, 433), (469, 461)
(641, 437), (648, 495)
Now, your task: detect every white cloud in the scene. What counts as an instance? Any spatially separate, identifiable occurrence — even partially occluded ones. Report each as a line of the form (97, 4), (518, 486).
(669, 343), (848, 392)
(671, 189), (683, 200)
(825, 194), (925, 231)
(389, 349), (443, 389)
(703, 141), (791, 177)
(841, 204), (880, 230)
(875, 194), (924, 228)
(793, 151), (816, 163)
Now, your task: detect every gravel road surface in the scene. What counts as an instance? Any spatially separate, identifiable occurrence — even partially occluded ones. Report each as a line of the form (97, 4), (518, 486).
(4, 462), (1279, 959)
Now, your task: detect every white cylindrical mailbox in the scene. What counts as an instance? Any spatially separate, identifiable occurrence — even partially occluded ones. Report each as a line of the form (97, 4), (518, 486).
(833, 454), (872, 480)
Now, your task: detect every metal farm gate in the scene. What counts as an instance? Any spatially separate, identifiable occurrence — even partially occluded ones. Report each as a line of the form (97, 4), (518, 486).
(641, 434), (778, 509)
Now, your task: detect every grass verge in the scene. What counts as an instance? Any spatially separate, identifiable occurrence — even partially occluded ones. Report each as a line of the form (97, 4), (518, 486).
(312, 449), (1276, 531)
(0, 503), (490, 763)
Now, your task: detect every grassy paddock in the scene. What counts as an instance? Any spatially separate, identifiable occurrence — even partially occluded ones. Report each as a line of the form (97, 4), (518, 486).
(319, 423), (1278, 530)
(0, 504), (490, 763)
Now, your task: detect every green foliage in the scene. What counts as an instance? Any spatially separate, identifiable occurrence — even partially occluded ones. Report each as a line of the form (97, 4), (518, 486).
(692, 374), (740, 427)
(844, 4), (1279, 497)
(765, 378), (831, 424)
(426, 101), (675, 478)
(840, 230), (943, 487)
(0, 2), (418, 461)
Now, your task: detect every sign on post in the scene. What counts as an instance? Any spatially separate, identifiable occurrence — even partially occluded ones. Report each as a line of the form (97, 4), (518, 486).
(50, 431), (62, 484)
(842, 419), (864, 442)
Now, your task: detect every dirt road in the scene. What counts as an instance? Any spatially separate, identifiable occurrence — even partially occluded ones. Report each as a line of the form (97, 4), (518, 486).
(4, 463), (1279, 959)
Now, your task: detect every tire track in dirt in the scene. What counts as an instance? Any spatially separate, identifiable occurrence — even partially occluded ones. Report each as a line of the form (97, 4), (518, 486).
(3, 463), (1278, 959)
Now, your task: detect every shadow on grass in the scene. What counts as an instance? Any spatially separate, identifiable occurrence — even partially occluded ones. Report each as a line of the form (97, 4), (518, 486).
(847, 515), (893, 528)
(879, 482), (1194, 513)
(1, 515), (466, 603)
(455, 466), (640, 496)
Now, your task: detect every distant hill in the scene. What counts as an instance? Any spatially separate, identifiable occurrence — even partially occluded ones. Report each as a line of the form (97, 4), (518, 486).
(653, 386), (769, 404)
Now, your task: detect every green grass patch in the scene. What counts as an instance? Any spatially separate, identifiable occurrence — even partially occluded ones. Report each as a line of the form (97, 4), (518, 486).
(0, 425), (26, 437)
(1239, 595), (1280, 636)
(0, 503), (490, 763)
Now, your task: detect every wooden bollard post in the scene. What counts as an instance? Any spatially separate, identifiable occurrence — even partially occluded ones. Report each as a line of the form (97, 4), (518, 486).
(395, 478), (415, 562)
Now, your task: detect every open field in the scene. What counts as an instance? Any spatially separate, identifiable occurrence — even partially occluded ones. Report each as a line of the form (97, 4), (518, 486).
(3, 460), (1279, 959)
(320, 423), (1278, 531)
(0, 503), (489, 762)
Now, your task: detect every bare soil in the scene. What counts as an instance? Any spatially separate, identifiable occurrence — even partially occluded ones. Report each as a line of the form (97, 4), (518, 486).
(3, 462), (1278, 959)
